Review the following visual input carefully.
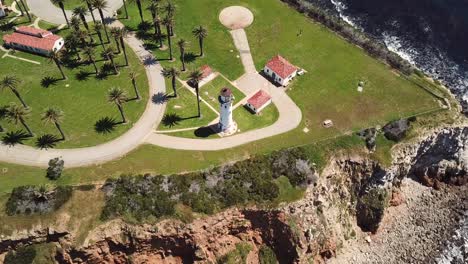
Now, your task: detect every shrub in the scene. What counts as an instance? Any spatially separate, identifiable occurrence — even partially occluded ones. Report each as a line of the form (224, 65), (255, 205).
(259, 245), (278, 264)
(4, 246), (37, 264)
(46, 157), (64, 180)
(356, 187), (389, 233)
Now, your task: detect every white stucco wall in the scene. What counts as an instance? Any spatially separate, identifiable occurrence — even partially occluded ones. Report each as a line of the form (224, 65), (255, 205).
(263, 66), (297, 86)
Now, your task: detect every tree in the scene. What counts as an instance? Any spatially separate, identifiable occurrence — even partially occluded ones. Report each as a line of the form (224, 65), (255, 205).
(18, 0), (31, 22)
(65, 34), (81, 61)
(94, 21), (106, 49)
(42, 107), (65, 140)
(6, 103), (33, 136)
(119, 28), (129, 66)
(83, 46), (99, 74)
(13, 0), (24, 16)
(85, 0), (97, 23)
(130, 0), (144, 22)
(0, 75), (28, 109)
(102, 47), (118, 74)
(192, 25), (208, 57)
(48, 51), (66, 80)
(153, 16), (163, 47)
(148, 1), (161, 34)
(177, 39), (188, 71)
(92, 0), (110, 43)
(165, 1), (176, 36)
(51, 0), (70, 27)
(162, 16), (173, 60)
(110, 27), (122, 54)
(73, 6), (90, 31)
(122, 0), (128, 19)
(162, 67), (179, 97)
(46, 158), (64, 180)
(188, 70), (203, 117)
(107, 87), (128, 123)
(129, 72), (140, 100)
(70, 16), (81, 32)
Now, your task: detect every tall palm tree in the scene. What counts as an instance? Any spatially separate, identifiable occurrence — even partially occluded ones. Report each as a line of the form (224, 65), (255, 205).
(165, 1), (175, 36)
(85, 0), (96, 23)
(76, 29), (91, 49)
(94, 21), (106, 49)
(51, 0), (70, 27)
(65, 34), (81, 61)
(6, 103), (33, 136)
(162, 16), (173, 60)
(107, 87), (128, 123)
(18, 0), (31, 22)
(92, 0), (110, 43)
(0, 75), (28, 109)
(102, 47), (118, 74)
(110, 27), (122, 54)
(49, 51), (66, 80)
(129, 72), (140, 100)
(188, 70), (203, 117)
(148, 1), (159, 31)
(162, 67), (179, 97)
(130, 0), (144, 22)
(42, 108), (65, 140)
(192, 25), (208, 57)
(118, 28), (129, 66)
(73, 6), (90, 31)
(0, 105), (7, 133)
(83, 46), (98, 74)
(70, 16), (81, 31)
(122, 0), (128, 19)
(177, 39), (188, 71)
(13, 0), (24, 16)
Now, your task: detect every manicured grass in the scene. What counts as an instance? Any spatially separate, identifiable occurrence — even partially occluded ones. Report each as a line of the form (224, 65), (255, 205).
(0, 25), (149, 148)
(52, 0), (89, 10)
(199, 75), (246, 110)
(234, 103), (279, 133)
(157, 83), (218, 131)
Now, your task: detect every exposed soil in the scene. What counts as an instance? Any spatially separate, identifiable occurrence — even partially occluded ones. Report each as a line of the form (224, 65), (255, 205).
(219, 6), (255, 30)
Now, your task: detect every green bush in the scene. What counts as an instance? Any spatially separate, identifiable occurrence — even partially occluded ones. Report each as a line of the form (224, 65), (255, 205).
(46, 158), (64, 180)
(4, 246), (36, 264)
(259, 245), (278, 264)
(217, 243), (252, 264)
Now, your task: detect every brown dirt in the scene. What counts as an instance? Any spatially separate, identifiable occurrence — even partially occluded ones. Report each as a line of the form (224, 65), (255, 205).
(219, 6), (254, 30)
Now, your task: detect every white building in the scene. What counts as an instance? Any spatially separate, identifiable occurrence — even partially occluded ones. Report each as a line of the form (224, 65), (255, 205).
(263, 55), (298, 86)
(3, 26), (64, 56)
(218, 87), (236, 134)
(245, 90), (272, 114)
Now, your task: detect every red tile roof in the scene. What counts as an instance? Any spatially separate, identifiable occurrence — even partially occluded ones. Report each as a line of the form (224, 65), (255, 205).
(247, 90), (271, 109)
(265, 55), (297, 79)
(200, 64), (213, 79)
(3, 26), (62, 52)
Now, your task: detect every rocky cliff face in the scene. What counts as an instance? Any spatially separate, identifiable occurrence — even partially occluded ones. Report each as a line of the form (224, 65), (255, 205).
(2, 126), (467, 264)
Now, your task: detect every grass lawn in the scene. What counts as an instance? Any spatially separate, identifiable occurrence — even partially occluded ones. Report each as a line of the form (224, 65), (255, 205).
(234, 103), (279, 132)
(157, 82), (218, 131)
(0, 23), (149, 148)
(52, 0), (89, 10)
(199, 75), (246, 110)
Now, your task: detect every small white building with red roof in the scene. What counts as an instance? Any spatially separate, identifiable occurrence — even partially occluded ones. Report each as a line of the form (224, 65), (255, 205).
(246, 90), (272, 114)
(263, 55), (298, 86)
(3, 26), (64, 56)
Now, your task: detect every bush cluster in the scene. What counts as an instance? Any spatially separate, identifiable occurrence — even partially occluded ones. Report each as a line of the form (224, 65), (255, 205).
(282, 0), (414, 75)
(101, 148), (314, 221)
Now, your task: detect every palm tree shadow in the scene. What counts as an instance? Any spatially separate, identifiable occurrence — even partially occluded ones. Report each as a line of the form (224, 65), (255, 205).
(35, 134), (61, 149)
(76, 70), (93, 81)
(185, 52), (197, 64)
(1, 130), (31, 146)
(152, 92), (171, 104)
(143, 55), (157, 66)
(41, 76), (59, 88)
(162, 113), (183, 128)
(94, 117), (119, 134)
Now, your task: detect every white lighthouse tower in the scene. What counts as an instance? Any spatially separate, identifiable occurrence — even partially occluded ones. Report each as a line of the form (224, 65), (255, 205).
(218, 87), (237, 135)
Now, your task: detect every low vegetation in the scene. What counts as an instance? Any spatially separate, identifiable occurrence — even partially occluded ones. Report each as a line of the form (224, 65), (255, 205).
(258, 245), (278, 264)
(6, 185), (73, 215)
(217, 242), (253, 264)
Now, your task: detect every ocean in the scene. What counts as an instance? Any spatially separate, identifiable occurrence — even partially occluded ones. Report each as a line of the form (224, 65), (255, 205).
(306, 0), (468, 113)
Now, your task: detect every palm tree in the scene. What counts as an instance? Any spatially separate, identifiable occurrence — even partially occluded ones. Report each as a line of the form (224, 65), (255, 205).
(73, 6), (90, 31)
(92, 0), (110, 43)
(130, 0), (144, 22)
(0, 75), (28, 108)
(42, 108), (65, 140)
(49, 51), (66, 80)
(13, 0), (24, 16)
(118, 28), (129, 66)
(110, 27), (122, 54)
(153, 15), (163, 47)
(94, 21), (106, 49)
(6, 103), (33, 136)
(188, 70), (203, 117)
(85, 0), (96, 23)
(51, 0), (70, 27)
(102, 47), (118, 74)
(162, 16), (173, 60)
(107, 87), (128, 123)
(177, 39), (188, 71)
(148, 1), (160, 32)
(65, 34), (81, 61)
(70, 16), (81, 31)
(76, 29), (91, 48)
(192, 25), (208, 57)
(165, 1), (175, 36)
(83, 46), (98, 74)
(18, 0), (31, 22)
(122, 0), (128, 19)
(162, 67), (179, 97)
(129, 72), (140, 100)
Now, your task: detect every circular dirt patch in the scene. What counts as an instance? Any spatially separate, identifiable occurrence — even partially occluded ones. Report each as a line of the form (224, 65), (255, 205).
(219, 6), (254, 30)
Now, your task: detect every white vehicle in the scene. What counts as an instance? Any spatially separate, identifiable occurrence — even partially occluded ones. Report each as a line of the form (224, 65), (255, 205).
(297, 69), (305, 76)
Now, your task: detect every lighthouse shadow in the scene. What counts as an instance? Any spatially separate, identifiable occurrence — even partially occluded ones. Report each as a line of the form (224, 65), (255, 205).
(194, 124), (219, 138)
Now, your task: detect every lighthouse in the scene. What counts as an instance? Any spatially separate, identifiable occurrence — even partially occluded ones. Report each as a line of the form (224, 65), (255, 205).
(218, 87), (237, 135)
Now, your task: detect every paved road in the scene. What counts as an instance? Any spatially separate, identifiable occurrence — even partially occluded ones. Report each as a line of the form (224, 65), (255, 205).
(0, 20), (167, 167)
(26, 0), (122, 25)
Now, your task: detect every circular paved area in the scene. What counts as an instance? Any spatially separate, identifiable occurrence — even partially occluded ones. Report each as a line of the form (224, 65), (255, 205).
(219, 6), (254, 30)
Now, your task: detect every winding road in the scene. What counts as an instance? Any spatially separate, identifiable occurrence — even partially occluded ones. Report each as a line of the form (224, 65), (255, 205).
(0, 3), (302, 167)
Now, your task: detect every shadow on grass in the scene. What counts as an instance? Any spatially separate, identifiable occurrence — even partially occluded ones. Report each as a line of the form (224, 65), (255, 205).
(1, 130), (30, 146)
(185, 52), (197, 64)
(40, 76), (59, 88)
(94, 117), (119, 134)
(152, 92), (172, 104)
(194, 124), (218, 138)
(76, 70), (93, 81)
(162, 113), (182, 128)
(35, 134), (61, 149)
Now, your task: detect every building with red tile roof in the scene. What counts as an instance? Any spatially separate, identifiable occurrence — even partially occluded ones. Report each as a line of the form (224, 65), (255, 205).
(246, 90), (272, 114)
(263, 55), (298, 86)
(2, 26), (64, 56)
(200, 64), (213, 79)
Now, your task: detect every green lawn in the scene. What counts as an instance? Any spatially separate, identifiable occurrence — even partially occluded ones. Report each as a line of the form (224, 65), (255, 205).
(0, 23), (149, 148)
(157, 82), (218, 131)
(52, 0), (89, 10)
(234, 103), (279, 132)
(200, 75), (246, 110)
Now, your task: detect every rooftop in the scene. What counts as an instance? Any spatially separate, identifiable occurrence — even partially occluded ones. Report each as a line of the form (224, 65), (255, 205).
(247, 90), (271, 109)
(200, 64), (213, 79)
(266, 55), (297, 79)
(3, 26), (62, 51)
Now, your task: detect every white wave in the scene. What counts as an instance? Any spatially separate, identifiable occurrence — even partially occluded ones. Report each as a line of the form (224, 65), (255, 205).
(330, 0), (359, 28)
(382, 32), (417, 65)
(436, 212), (468, 264)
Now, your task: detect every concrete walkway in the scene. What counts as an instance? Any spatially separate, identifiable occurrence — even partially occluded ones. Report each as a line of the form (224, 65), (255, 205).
(25, 0), (123, 25)
(0, 20), (167, 167)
